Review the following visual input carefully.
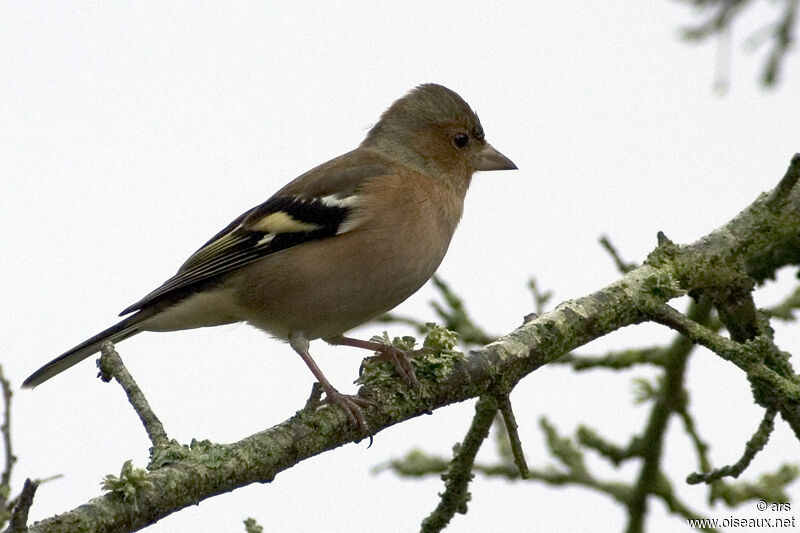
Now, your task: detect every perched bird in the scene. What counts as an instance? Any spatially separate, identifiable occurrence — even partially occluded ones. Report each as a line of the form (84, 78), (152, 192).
(23, 83), (516, 432)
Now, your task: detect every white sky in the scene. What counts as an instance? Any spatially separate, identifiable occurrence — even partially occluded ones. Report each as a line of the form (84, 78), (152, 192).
(2, 2), (799, 532)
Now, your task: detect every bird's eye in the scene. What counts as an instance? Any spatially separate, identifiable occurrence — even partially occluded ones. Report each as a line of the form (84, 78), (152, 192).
(453, 133), (469, 149)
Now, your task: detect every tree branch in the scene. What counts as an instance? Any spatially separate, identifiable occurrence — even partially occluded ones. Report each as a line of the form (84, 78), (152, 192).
(26, 154), (800, 532)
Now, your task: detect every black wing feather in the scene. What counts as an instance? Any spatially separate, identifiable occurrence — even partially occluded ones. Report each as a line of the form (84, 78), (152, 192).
(119, 195), (351, 315)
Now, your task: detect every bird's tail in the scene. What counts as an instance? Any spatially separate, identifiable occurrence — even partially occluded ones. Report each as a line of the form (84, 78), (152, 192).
(23, 312), (149, 388)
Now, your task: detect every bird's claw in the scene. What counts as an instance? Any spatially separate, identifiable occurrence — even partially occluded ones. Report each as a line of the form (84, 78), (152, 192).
(320, 387), (377, 437)
(369, 345), (421, 391)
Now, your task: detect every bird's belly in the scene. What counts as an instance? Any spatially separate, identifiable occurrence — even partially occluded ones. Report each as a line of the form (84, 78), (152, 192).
(232, 226), (450, 340)
(138, 286), (242, 332)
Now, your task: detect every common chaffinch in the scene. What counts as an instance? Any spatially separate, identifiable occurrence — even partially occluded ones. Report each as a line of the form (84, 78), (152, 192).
(24, 83), (516, 432)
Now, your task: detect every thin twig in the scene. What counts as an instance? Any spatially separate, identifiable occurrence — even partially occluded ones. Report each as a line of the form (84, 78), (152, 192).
(762, 0), (798, 86)
(768, 284), (800, 321)
(0, 365), (16, 504)
(375, 276), (497, 346)
(576, 425), (638, 465)
(98, 342), (170, 451)
(647, 305), (800, 400)
(625, 298), (712, 533)
(599, 235), (637, 273)
(681, 0), (747, 41)
(527, 278), (553, 315)
(420, 396), (497, 533)
(556, 347), (666, 370)
(675, 399), (712, 478)
(767, 153), (800, 209)
(687, 408), (778, 484)
(303, 382), (324, 411)
(5, 478), (38, 532)
(496, 394), (528, 479)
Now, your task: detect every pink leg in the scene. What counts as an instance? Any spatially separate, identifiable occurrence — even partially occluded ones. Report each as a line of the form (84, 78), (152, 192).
(325, 335), (420, 390)
(289, 333), (374, 434)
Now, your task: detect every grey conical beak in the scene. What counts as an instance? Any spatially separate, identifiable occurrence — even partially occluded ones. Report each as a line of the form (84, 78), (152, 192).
(474, 143), (517, 171)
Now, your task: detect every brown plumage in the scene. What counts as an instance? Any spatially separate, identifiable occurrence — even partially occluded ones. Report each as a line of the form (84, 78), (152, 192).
(24, 83), (516, 433)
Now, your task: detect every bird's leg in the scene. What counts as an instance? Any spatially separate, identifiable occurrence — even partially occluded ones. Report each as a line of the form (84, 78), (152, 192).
(289, 333), (374, 434)
(325, 335), (420, 390)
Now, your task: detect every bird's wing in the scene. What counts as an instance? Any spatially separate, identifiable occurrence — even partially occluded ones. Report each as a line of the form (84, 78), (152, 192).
(119, 157), (392, 315)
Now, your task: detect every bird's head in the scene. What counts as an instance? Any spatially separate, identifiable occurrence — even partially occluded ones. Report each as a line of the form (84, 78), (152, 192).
(362, 83), (516, 188)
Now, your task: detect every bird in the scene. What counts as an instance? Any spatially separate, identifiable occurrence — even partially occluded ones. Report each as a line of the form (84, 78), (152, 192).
(23, 83), (517, 433)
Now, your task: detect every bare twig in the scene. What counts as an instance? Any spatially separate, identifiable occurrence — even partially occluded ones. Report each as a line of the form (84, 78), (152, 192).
(5, 478), (38, 533)
(678, 0), (798, 88)
(599, 235), (637, 273)
(98, 342), (170, 451)
(420, 396), (497, 533)
(646, 305), (800, 400)
(0, 366), (15, 505)
(675, 399), (713, 477)
(375, 276), (496, 346)
(496, 394), (528, 479)
(768, 284), (800, 321)
(556, 347), (666, 370)
(527, 278), (553, 315)
(681, 0), (748, 41)
(762, 0), (798, 86)
(767, 153), (800, 209)
(625, 298), (712, 533)
(688, 408), (778, 484)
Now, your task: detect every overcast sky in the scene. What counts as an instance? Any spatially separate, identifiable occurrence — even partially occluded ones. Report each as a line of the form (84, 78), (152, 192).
(2, 2), (799, 532)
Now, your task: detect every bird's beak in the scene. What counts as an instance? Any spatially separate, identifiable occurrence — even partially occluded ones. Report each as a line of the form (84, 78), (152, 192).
(474, 143), (517, 171)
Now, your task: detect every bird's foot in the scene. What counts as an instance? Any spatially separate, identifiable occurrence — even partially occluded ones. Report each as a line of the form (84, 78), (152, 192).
(320, 385), (377, 436)
(367, 344), (421, 391)
(325, 335), (421, 391)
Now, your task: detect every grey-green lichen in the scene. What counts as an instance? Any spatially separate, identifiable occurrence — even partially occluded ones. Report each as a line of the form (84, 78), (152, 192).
(101, 460), (154, 511)
(378, 449), (450, 477)
(712, 465), (799, 506)
(243, 517), (263, 533)
(148, 439), (192, 470)
(355, 324), (464, 416)
(641, 270), (685, 300)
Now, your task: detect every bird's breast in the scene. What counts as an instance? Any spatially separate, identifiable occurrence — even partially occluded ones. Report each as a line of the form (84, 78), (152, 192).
(232, 175), (465, 340)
